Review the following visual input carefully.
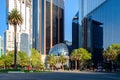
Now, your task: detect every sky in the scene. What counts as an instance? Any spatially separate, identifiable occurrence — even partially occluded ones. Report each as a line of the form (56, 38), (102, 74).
(65, 0), (78, 42)
(0, 0), (79, 42)
(0, 0), (7, 36)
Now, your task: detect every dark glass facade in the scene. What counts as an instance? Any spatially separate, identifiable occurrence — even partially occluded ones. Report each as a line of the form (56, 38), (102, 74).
(32, 0), (64, 55)
(72, 12), (79, 50)
(85, 18), (103, 67)
(72, 14), (103, 67)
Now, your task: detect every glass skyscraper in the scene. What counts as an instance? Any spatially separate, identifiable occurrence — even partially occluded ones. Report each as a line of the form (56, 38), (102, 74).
(78, 0), (120, 49)
(73, 0), (120, 67)
(72, 12), (79, 50)
(32, 0), (64, 55)
(87, 0), (120, 49)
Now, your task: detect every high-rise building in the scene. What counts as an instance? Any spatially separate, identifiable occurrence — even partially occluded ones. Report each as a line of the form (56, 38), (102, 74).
(72, 12), (79, 50)
(32, 0), (64, 55)
(84, 18), (103, 67)
(73, 0), (120, 67)
(86, 0), (120, 49)
(78, 0), (106, 48)
(72, 13), (103, 67)
(5, 0), (32, 55)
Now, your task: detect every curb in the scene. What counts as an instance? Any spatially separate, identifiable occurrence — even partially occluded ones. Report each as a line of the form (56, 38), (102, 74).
(8, 71), (25, 73)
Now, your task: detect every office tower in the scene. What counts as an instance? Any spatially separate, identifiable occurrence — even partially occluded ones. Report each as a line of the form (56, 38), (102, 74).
(86, 0), (120, 49)
(5, 0), (32, 55)
(78, 0), (106, 48)
(73, 0), (120, 67)
(84, 18), (103, 67)
(72, 12), (79, 50)
(32, 0), (64, 55)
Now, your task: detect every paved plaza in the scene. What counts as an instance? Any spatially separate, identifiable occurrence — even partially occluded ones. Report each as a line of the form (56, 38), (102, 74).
(0, 72), (120, 80)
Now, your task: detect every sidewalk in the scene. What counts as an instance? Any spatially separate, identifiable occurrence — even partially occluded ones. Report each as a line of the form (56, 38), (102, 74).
(52, 70), (94, 73)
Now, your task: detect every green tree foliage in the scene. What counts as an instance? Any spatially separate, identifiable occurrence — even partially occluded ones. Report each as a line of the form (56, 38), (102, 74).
(58, 55), (67, 70)
(8, 8), (23, 25)
(110, 44), (120, 50)
(116, 53), (120, 64)
(30, 49), (44, 70)
(5, 51), (14, 68)
(0, 55), (5, 68)
(78, 48), (91, 61)
(110, 44), (120, 62)
(70, 48), (91, 70)
(78, 48), (91, 70)
(103, 44), (120, 61)
(0, 49), (45, 70)
(103, 47), (117, 61)
(17, 51), (29, 68)
(116, 49), (120, 64)
(103, 44), (120, 71)
(47, 54), (57, 70)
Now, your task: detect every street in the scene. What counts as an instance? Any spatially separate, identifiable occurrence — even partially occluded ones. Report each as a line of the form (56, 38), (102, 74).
(0, 72), (120, 80)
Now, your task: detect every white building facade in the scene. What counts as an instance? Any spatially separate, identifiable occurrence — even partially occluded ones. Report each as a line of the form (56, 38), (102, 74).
(5, 0), (32, 55)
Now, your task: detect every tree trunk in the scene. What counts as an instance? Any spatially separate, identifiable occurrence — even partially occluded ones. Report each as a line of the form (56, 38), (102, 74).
(14, 25), (17, 69)
(52, 66), (53, 70)
(62, 63), (64, 70)
(75, 60), (77, 70)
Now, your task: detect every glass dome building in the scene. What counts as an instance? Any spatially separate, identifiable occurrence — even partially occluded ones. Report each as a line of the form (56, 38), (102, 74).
(49, 43), (69, 56)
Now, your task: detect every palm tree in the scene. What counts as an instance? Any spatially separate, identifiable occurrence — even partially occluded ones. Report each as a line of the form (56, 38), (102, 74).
(103, 47), (117, 61)
(103, 47), (117, 71)
(77, 48), (91, 70)
(70, 49), (81, 70)
(8, 8), (23, 69)
(47, 54), (57, 70)
(58, 55), (67, 70)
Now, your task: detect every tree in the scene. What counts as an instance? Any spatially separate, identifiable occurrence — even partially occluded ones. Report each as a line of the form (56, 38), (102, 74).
(8, 8), (23, 69)
(70, 49), (81, 70)
(70, 48), (92, 70)
(47, 54), (57, 70)
(30, 48), (43, 70)
(103, 44), (120, 71)
(103, 47), (117, 61)
(116, 49), (120, 64)
(5, 51), (14, 68)
(0, 55), (6, 68)
(58, 55), (67, 70)
(17, 51), (29, 69)
(77, 48), (92, 69)
(110, 44), (120, 50)
(116, 53), (120, 64)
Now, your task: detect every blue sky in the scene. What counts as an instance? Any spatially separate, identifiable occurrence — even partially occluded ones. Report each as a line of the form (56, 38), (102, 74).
(0, 0), (78, 42)
(65, 0), (78, 42)
(0, 0), (7, 36)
